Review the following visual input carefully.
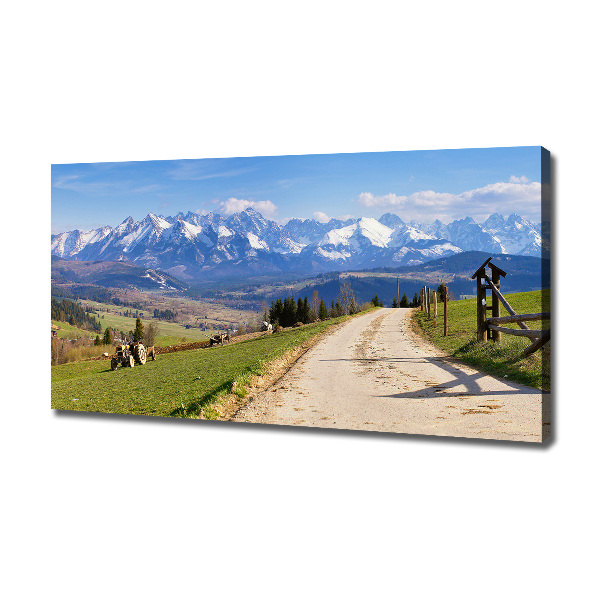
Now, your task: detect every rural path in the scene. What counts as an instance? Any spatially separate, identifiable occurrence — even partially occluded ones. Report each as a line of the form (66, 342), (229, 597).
(232, 308), (547, 442)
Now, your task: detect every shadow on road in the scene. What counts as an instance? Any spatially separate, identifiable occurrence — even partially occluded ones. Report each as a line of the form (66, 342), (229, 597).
(318, 354), (539, 400)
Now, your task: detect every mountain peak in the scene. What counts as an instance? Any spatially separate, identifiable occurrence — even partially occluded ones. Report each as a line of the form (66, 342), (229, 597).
(51, 208), (541, 273)
(378, 213), (405, 229)
(483, 213), (506, 229)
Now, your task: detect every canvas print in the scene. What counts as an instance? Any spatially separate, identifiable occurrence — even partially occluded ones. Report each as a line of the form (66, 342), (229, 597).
(51, 147), (551, 442)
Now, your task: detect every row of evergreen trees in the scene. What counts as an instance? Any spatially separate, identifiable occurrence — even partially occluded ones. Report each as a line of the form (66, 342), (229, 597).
(268, 295), (354, 328)
(391, 293), (419, 308)
(373, 293), (420, 308)
(51, 298), (102, 333)
(269, 296), (320, 328)
(153, 308), (177, 321)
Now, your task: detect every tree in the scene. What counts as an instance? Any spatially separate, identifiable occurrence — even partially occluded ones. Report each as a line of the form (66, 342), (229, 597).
(261, 301), (269, 323)
(400, 293), (409, 308)
(143, 322), (159, 346)
(392, 297), (398, 308)
(311, 290), (320, 321)
(133, 317), (144, 342)
(372, 294), (381, 307)
(297, 296), (310, 324)
(270, 298), (283, 325)
(94, 335), (101, 346)
(318, 298), (328, 321)
(302, 295), (311, 323)
(282, 297), (297, 327)
(339, 282), (357, 315)
(437, 284), (447, 302)
(102, 327), (113, 345)
(297, 296), (304, 322)
(411, 293), (419, 308)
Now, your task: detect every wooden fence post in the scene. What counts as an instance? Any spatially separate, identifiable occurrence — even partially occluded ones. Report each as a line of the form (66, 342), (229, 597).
(444, 285), (448, 336)
(433, 289), (437, 326)
(427, 287), (431, 319)
(476, 275), (484, 341)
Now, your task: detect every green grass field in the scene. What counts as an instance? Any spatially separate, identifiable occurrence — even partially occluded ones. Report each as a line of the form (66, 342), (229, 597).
(52, 315), (350, 419)
(412, 289), (550, 390)
(51, 320), (97, 339)
(86, 309), (210, 343)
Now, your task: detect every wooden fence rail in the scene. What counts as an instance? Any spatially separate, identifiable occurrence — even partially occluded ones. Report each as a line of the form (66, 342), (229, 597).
(471, 257), (550, 356)
(486, 325), (544, 339)
(487, 313), (551, 325)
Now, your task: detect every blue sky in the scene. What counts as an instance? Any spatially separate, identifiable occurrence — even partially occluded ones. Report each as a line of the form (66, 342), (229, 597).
(51, 146), (543, 233)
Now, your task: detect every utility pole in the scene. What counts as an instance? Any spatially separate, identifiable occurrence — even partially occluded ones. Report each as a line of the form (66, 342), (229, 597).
(397, 277), (399, 307)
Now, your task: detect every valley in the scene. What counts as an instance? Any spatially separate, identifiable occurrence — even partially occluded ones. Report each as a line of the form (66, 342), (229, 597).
(52, 284), (262, 347)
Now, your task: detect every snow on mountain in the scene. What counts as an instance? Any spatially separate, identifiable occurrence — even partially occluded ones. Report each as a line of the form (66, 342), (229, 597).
(389, 223), (436, 247)
(321, 218), (392, 249)
(482, 213), (541, 256)
(142, 269), (178, 290)
(51, 208), (542, 278)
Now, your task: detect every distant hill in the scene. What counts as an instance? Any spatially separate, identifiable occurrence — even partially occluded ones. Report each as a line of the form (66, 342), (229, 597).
(51, 257), (187, 291)
(392, 250), (549, 280)
(228, 251), (549, 308)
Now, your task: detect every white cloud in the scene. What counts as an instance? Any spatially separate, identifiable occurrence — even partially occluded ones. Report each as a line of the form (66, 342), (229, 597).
(219, 197), (278, 218)
(357, 179), (542, 222)
(313, 211), (330, 223)
(509, 175), (529, 184)
(358, 192), (407, 207)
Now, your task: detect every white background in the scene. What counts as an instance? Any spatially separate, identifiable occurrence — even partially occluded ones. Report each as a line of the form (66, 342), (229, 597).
(2, 1), (598, 598)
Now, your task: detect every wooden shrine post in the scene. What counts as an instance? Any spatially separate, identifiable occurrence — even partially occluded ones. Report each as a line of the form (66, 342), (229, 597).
(490, 263), (505, 342)
(471, 257), (506, 342)
(444, 285), (448, 336)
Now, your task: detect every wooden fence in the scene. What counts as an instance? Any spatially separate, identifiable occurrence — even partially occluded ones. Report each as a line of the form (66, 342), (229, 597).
(470, 257), (550, 356)
(419, 284), (449, 336)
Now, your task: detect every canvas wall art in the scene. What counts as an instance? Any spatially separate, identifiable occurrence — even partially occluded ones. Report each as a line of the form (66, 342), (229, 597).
(51, 146), (551, 442)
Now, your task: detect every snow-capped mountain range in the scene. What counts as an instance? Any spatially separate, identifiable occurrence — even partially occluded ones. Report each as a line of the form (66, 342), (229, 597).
(51, 208), (542, 280)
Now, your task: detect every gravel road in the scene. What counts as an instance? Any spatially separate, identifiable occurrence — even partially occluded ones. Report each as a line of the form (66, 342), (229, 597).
(232, 308), (547, 442)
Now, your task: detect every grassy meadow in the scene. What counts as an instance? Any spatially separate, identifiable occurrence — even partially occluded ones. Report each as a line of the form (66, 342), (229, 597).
(52, 315), (350, 419)
(51, 320), (96, 340)
(77, 294), (259, 345)
(412, 289), (550, 390)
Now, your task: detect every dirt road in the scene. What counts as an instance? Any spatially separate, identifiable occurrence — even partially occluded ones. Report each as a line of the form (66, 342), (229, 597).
(232, 308), (547, 442)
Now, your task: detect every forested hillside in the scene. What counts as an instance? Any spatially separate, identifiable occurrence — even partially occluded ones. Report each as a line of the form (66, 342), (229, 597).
(51, 298), (102, 334)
